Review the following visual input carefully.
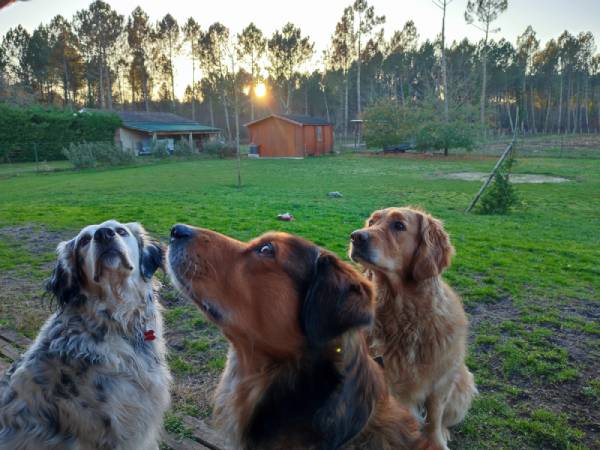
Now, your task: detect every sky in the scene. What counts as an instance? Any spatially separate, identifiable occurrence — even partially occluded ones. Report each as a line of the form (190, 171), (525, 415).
(1, 0), (599, 98)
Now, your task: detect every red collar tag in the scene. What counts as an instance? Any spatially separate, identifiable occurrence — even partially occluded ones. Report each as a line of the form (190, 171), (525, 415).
(144, 330), (156, 341)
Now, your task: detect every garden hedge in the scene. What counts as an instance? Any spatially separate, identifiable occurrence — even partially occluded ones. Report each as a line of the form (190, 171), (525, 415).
(0, 104), (122, 162)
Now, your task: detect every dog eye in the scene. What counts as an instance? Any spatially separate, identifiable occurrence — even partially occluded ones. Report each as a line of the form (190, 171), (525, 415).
(116, 228), (128, 236)
(257, 243), (275, 257)
(368, 219), (374, 227)
(80, 235), (91, 246)
(392, 221), (406, 231)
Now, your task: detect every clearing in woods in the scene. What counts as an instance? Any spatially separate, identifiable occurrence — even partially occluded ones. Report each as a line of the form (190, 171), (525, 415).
(0, 152), (598, 449)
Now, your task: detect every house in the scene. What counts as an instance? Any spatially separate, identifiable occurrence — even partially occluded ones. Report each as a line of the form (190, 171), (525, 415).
(245, 114), (334, 158)
(114, 111), (220, 154)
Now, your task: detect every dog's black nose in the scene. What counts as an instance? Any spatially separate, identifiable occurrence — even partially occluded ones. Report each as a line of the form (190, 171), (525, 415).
(94, 227), (115, 243)
(351, 230), (369, 243)
(171, 224), (193, 240)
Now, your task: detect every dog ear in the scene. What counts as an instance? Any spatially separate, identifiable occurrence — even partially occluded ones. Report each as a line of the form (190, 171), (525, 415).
(141, 242), (164, 280)
(46, 239), (82, 308)
(302, 253), (374, 347)
(411, 212), (455, 281)
(126, 222), (164, 280)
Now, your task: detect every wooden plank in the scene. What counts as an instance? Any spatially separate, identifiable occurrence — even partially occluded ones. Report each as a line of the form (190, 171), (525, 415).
(162, 433), (210, 450)
(0, 327), (32, 348)
(0, 358), (11, 375)
(0, 341), (21, 361)
(181, 416), (231, 450)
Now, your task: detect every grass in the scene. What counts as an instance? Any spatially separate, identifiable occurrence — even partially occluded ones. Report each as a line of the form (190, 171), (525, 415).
(0, 151), (598, 448)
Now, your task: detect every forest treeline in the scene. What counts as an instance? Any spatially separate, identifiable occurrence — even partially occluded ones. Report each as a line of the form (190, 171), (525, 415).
(1, 0), (599, 140)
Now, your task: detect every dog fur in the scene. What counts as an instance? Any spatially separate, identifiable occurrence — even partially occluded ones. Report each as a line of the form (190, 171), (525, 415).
(350, 207), (477, 449)
(167, 226), (428, 450)
(0, 220), (171, 450)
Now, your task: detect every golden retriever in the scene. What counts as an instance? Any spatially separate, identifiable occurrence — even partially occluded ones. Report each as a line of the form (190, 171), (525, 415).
(349, 207), (477, 449)
(167, 224), (430, 450)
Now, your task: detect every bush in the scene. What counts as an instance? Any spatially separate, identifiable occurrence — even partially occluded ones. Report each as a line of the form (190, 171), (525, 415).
(173, 140), (195, 157)
(0, 104), (121, 162)
(150, 140), (170, 159)
(479, 156), (520, 214)
(363, 98), (476, 154)
(62, 142), (135, 169)
(203, 140), (236, 159)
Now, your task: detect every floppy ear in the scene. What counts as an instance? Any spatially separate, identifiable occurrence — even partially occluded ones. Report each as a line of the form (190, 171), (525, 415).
(411, 212), (455, 281)
(302, 253), (374, 347)
(46, 239), (82, 308)
(126, 222), (164, 280)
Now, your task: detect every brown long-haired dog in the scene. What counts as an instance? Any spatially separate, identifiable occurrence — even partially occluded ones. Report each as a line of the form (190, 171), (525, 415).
(167, 224), (427, 450)
(349, 207), (477, 449)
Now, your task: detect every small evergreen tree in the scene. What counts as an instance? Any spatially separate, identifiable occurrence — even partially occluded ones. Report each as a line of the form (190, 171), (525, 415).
(479, 155), (519, 214)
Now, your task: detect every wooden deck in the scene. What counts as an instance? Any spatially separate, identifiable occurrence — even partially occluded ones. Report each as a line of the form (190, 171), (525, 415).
(0, 327), (229, 450)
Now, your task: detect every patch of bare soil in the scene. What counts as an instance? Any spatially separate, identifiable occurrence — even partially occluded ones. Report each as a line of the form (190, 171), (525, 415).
(468, 296), (600, 447)
(0, 224), (73, 260)
(0, 224), (73, 335)
(441, 172), (570, 184)
(160, 281), (228, 417)
(466, 296), (520, 333)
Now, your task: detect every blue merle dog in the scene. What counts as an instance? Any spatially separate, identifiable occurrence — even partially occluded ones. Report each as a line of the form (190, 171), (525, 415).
(0, 220), (171, 450)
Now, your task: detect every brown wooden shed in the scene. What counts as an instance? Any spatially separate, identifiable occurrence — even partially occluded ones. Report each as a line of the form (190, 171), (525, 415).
(245, 114), (334, 158)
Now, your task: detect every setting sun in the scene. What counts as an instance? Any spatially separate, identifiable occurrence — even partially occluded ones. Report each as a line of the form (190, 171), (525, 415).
(254, 82), (266, 98)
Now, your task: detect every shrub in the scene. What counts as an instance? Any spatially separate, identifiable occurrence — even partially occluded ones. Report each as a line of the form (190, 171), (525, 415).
(0, 104), (121, 162)
(203, 140), (236, 159)
(363, 98), (476, 154)
(62, 142), (135, 169)
(479, 156), (520, 215)
(150, 140), (170, 159)
(173, 140), (195, 157)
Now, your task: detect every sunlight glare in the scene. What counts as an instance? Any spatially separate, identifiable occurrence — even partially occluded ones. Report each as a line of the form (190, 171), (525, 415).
(254, 82), (266, 98)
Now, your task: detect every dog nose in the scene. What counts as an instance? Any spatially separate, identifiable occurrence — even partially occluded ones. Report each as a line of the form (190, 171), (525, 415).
(171, 224), (193, 240)
(351, 230), (369, 243)
(94, 227), (115, 243)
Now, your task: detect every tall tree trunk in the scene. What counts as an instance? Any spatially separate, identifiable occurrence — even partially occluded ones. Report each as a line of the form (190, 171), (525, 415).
(584, 75), (590, 133)
(558, 72), (564, 133)
(191, 50), (196, 120)
(323, 84), (330, 123)
(399, 74), (406, 106)
(169, 36), (176, 112)
(286, 78), (292, 114)
(566, 78), (572, 133)
(506, 93), (514, 134)
(62, 54), (70, 107)
(221, 87), (232, 141)
(480, 26), (489, 136)
(344, 70), (349, 139)
(142, 69), (150, 112)
(440, 0), (449, 156)
(530, 84), (536, 133)
(98, 60), (105, 109)
(544, 88), (551, 133)
(209, 96), (215, 127)
(356, 54), (361, 118)
(107, 67), (113, 110)
(304, 84), (309, 115)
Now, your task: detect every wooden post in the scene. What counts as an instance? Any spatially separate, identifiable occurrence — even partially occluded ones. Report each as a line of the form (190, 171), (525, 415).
(465, 141), (514, 212)
(189, 133), (193, 151)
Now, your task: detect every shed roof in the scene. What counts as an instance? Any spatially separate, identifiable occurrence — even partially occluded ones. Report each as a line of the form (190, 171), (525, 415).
(245, 114), (333, 127)
(79, 109), (221, 133)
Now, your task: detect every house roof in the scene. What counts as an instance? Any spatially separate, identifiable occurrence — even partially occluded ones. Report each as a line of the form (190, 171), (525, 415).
(79, 109), (221, 133)
(245, 114), (333, 127)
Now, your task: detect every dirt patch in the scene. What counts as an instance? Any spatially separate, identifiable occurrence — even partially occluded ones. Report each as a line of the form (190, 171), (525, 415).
(467, 296), (600, 447)
(0, 224), (73, 259)
(466, 296), (520, 331)
(441, 172), (570, 184)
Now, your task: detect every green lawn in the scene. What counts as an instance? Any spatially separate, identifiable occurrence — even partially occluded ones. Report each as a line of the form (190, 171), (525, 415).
(0, 153), (598, 449)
